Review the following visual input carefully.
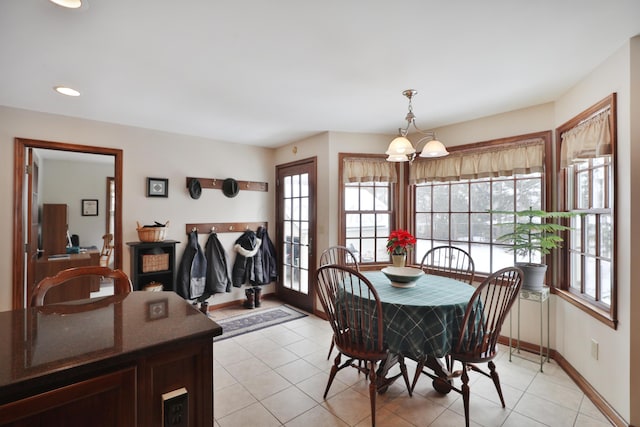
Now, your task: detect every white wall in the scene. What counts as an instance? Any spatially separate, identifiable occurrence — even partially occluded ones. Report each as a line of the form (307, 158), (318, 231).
(41, 158), (113, 249)
(553, 39), (633, 422)
(0, 106), (275, 311)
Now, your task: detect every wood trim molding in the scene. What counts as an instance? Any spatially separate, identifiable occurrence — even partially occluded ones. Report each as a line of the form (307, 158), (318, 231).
(185, 177), (268, 192)
(186, 222), (268, 235)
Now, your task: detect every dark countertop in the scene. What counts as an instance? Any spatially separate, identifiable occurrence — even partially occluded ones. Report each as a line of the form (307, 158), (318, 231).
(0, 291), (221, 403)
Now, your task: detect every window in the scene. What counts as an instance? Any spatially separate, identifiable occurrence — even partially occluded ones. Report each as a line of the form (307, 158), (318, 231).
(558, 94), (616, 327)
(414, 173), (543, 274)
(410, 133), (549, 275)
(339, 154), (398, 264)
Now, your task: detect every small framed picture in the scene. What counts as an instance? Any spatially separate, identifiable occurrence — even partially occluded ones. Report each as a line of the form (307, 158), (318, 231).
(147, 298), (169, 321)
(81, 199), (98, 216)
(147, 177), (169, 198)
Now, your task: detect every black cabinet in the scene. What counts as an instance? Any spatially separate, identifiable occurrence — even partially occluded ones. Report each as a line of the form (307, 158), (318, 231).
(127, 241), (178, 291)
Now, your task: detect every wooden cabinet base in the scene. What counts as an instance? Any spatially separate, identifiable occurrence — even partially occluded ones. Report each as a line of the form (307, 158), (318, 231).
(0, 368), (136, 426)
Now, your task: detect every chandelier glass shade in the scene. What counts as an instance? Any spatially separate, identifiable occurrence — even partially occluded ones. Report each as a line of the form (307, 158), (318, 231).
(385, 89), (449, 162)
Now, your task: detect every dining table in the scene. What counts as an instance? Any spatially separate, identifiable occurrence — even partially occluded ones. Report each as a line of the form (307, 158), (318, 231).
(362, 270), (476, 393)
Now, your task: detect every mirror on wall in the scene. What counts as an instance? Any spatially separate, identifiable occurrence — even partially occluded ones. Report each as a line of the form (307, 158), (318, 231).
(12, 138), (123, 309)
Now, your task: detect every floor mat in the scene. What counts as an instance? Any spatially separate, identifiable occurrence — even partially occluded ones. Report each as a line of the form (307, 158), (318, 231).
(213, 305), (307, 341)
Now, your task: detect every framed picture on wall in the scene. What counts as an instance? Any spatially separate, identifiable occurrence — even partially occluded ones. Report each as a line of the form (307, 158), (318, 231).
(147, 177), (169, 197)
(81, 199), (99, 216)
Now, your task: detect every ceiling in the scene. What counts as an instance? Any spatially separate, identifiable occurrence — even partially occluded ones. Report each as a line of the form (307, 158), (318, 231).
(1, 1), (639, 148)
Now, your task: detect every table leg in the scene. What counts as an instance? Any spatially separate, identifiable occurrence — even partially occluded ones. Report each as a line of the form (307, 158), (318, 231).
(375, 353), (398, 393)
(375, 353), (412, 395)
(409, 355), (453, 394)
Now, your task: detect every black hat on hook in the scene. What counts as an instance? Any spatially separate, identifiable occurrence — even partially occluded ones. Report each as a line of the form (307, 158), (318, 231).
(188, 178), (202, 199)
(222, 178), (239, 198)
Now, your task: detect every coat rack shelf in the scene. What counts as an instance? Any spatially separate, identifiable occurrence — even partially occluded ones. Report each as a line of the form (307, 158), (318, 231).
(186, 222), (268, 235)
(186, 177), (268, 192)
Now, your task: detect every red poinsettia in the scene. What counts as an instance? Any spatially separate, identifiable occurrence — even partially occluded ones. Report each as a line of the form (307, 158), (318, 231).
(386, 229), (417, 255)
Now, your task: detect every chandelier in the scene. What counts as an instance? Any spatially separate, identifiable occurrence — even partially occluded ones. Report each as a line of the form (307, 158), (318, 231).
(385, 89), (449, 162)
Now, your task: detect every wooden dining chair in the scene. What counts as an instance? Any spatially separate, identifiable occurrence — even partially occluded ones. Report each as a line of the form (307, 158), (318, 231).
(316, 264), (412, 427)
(99, 233), (114, 267)
(319, 245), (360, 271)
(420, 245), (475, 284)
(411, 266), (523, 427)
(31, 266), (132, 307)
(320, 245), (360, 359)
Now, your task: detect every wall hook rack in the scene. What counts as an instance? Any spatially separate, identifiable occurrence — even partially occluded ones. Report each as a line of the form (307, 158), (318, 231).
(185, 222), (268, 235)
(186, 177), (268, 193)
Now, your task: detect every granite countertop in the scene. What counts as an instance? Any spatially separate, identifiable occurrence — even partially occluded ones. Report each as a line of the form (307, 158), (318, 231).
(0, 291), (221, 398)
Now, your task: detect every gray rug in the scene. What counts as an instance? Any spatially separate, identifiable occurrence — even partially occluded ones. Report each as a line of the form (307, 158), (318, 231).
(213, 305), (307, 341)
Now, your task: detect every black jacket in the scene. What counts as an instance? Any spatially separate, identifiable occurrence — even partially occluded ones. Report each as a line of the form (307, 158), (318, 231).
(256, 226), (277, 284)
(205, 232), (232, 294)
(176, 231), (207, 300)
(231, 230), (262, 287)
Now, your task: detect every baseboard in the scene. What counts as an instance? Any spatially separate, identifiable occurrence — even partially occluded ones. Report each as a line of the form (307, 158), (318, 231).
(207, 292), (276, 311)
(498, 335), (629, 426)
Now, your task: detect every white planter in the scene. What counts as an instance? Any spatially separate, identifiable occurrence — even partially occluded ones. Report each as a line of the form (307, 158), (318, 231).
(515, 262), (547, 291)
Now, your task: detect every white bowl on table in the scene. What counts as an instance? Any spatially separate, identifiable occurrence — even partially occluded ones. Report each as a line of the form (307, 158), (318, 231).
(381, 266), (424, 288)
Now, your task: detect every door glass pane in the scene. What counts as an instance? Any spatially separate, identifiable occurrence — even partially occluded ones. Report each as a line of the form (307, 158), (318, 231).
(292, 174), (300, 198)
(300, 173), (308, 197)
(284, 176), (291, 198)
(301, 198), (308, 221)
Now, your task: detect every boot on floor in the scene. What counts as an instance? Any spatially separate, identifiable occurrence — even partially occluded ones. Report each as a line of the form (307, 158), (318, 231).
(244, 288), (255, 309)
(253, 286), (262, 307)
(200, 301), (209, 316)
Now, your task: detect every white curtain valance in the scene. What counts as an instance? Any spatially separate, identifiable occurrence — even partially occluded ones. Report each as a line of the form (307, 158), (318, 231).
(560, 109), (611, 168)
(410, 138), (545, 183)
(343, 157), (398, 183)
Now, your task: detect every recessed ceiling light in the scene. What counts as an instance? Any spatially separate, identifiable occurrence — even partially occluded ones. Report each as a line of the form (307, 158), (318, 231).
(54, 86), (80, 97)
(49, 0), (83, 8)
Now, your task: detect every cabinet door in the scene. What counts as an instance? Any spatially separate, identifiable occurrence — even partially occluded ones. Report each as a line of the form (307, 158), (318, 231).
(42, 204), (68, 256)
(0, 368), (136, 427)
(138, 339), (213, 427)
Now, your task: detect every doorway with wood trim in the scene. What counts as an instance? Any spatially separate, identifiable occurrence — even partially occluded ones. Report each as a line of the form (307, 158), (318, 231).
(275, 158), (317, 313)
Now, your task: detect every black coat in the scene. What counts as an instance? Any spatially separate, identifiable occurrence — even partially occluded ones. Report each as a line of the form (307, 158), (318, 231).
(256, 226), (277, 284)
(205, 232), (232, 294)
(231, 230), (263, 287)
(176, 231), (207, 300)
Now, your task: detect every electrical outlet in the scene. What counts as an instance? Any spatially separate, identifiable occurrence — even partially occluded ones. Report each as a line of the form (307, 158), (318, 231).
(591, 339), (599, 360)
(162, 387), (188, 427)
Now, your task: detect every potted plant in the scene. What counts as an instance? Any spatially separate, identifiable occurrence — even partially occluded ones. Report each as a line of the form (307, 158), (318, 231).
(492, 207), (578, 290)
(386, 229), (416, 268)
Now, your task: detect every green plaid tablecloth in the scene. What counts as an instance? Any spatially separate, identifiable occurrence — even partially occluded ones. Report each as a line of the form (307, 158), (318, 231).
(364, 271), (475, 360)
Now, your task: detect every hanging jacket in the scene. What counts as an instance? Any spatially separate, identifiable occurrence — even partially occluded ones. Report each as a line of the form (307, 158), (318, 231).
(176, 231), (207, 300)
(231, 230), (262, 287)
(256, 226), (277, 284)
(205, 232), (232, 294)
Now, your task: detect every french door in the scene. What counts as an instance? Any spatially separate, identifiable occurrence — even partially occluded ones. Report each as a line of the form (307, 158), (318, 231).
(276, 158), (317, 312)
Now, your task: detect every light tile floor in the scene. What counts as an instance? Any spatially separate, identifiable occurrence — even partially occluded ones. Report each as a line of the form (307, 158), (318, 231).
(211, 304), (613, 427)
